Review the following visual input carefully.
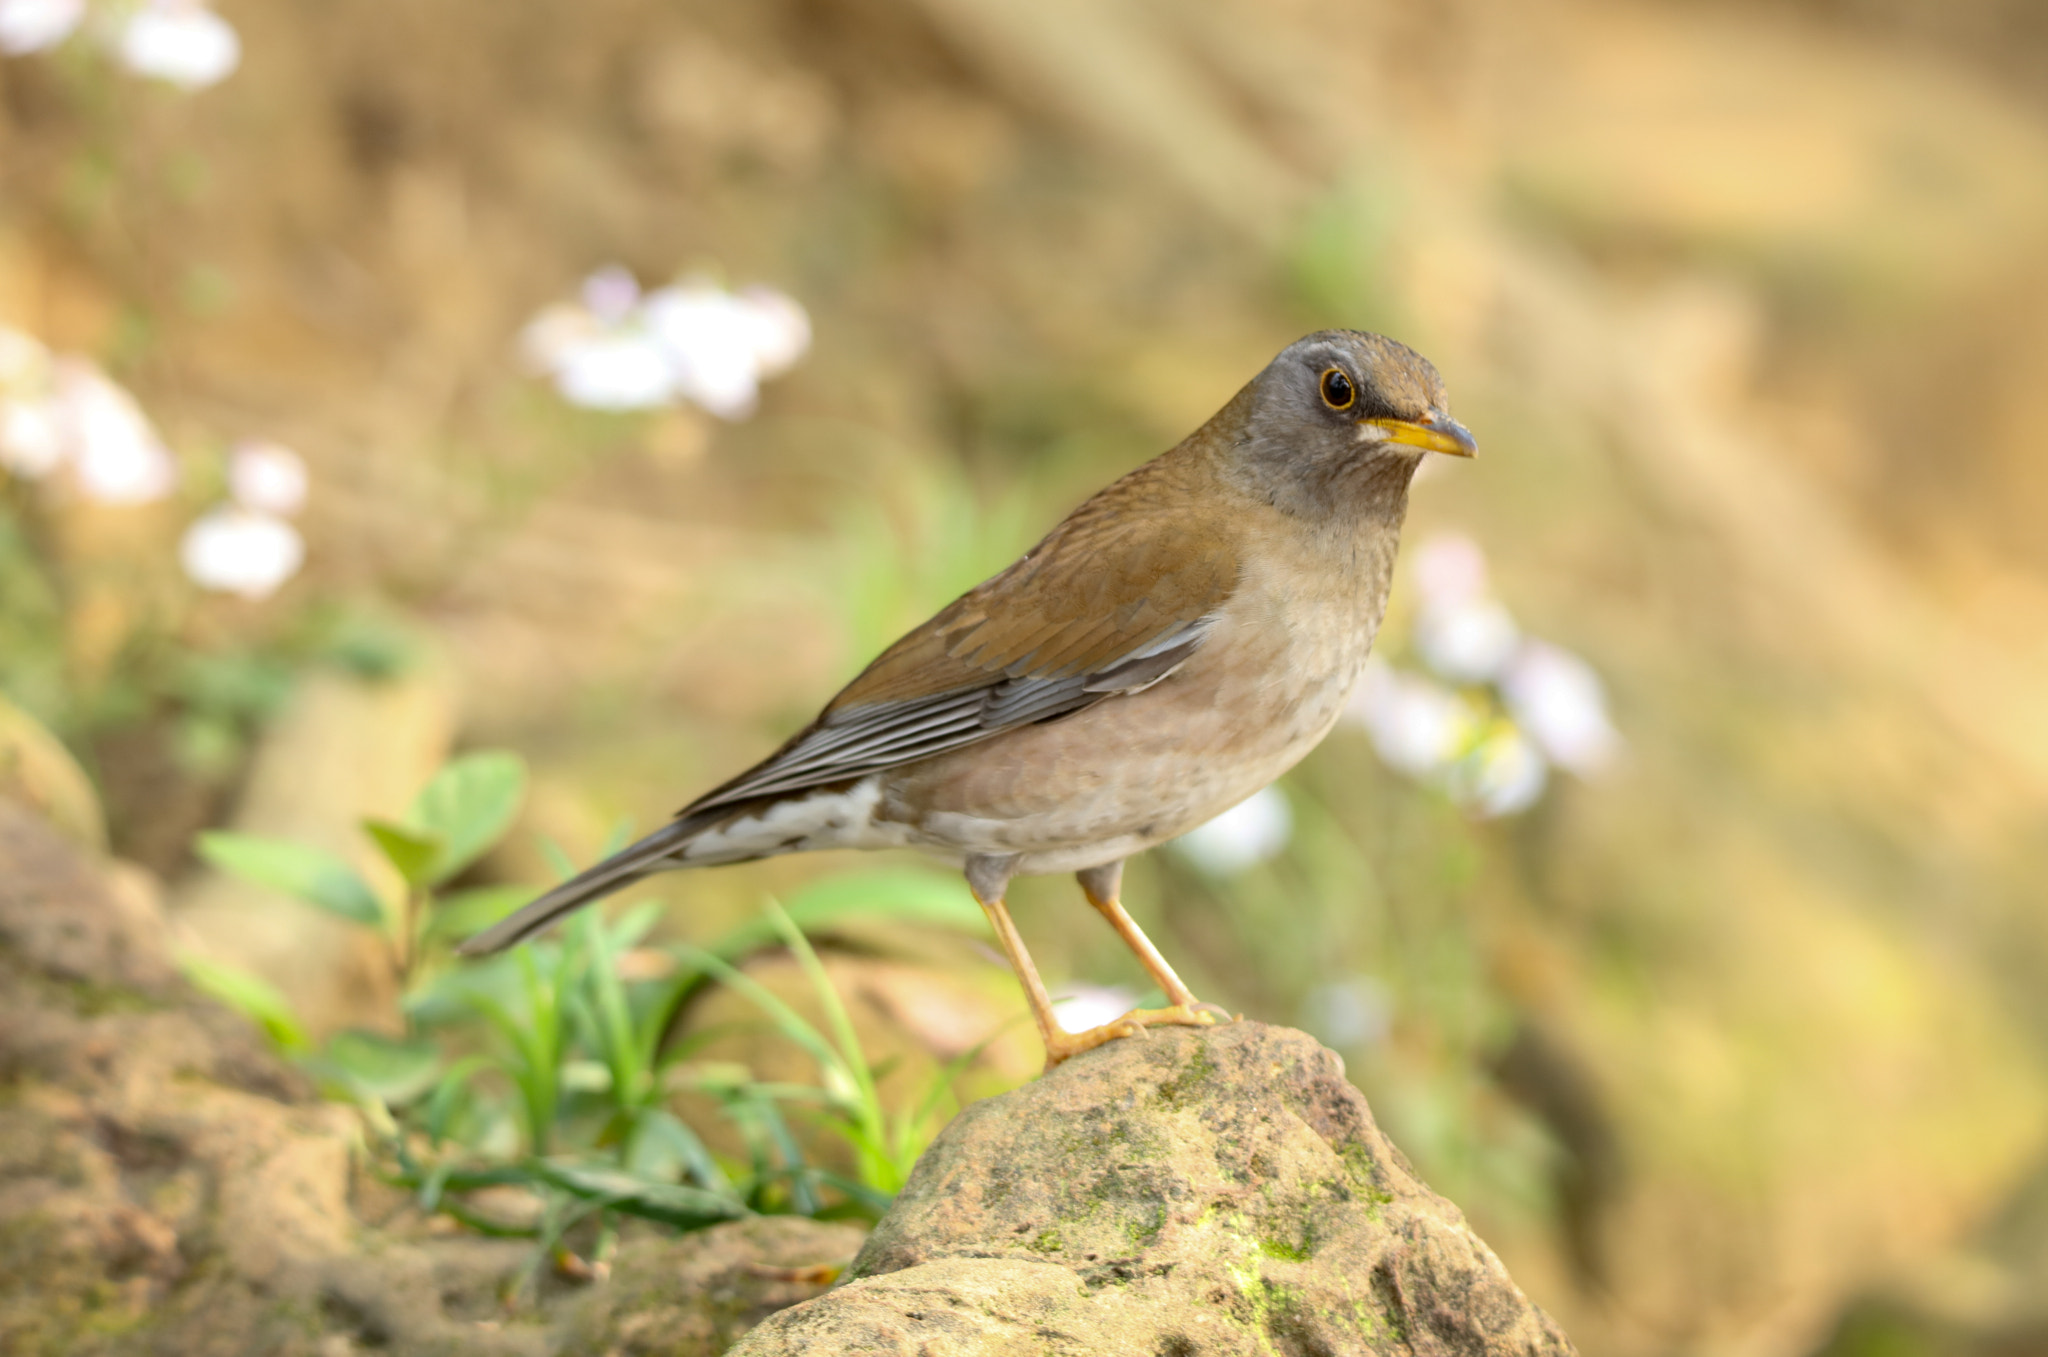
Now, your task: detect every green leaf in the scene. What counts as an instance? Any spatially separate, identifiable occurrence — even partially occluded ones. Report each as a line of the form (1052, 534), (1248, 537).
(422, 1054), (496, 1148)
(607, 899), (665, 952)
(805, 1168), (897, 1219)
(409, 751), (526, 885)
(177, 951), (310, 1053)
(629, 1109), (733, 1195)
(525, 1160), (749, 1230)
(196, 831), (384, 927)
(321, 1028), (444, 1104)
(425, 885), (534, 941)
(559, 1058), (613, 1094)
(362, 819), (442, 888)
(404, 949), (523, 1026)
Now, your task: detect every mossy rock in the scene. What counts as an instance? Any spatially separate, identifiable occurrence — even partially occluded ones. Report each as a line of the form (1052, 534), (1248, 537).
(732, 1022), (1572, 1356)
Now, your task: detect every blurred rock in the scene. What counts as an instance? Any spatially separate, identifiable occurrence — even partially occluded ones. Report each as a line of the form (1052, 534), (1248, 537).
(1487, 1), (2048, 302)
(557, 1215), (864, 1356)
(635, 32), (838, 174)
(906, 0), (1303, 242)
(0, 691), (106, 853)
(0, 796), (357, 1353)
(732, 1022), (1572, 1356)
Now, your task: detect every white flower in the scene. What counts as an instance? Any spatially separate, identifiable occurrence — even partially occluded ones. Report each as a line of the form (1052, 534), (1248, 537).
(1451, 726), (1549, 818)
(1501, 640), (1619, 775)
(641, 284), (764, 419)
(1407, 533), (1520, 683)
(521, 272), (811, 421)
(0, 399), (64, 478)
(179, 508), (304, 599)
(1303, 976), (1393, 1047)
(116, 1), (240, 89)
(0, 0), (82, 54)
(1050, 983), (1138, 1035)
(1175, 786), (1293, 875)
(643, 281), (810, 420)
(734, 285), (811, 375)
(1415, 595), (1521, 684)
(59, 363), (175, 503)
(1347, 659), (1477, 778)
(227, 440), (308, 516)
(523, 272), (675, 411)
(552, 330), (678, 411)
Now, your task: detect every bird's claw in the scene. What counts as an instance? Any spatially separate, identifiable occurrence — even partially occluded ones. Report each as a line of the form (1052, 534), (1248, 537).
(1043, 1017), (1142, 1067)
(1043, 1002), (1227, 1068)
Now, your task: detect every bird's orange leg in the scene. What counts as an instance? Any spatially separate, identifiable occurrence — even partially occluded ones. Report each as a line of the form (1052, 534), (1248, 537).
(1076, 861), (1224, 1034)
(968, 854), (1140, 1069)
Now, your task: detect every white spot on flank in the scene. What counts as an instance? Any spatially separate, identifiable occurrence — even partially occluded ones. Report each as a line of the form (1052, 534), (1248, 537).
(680, 777), (908, 862)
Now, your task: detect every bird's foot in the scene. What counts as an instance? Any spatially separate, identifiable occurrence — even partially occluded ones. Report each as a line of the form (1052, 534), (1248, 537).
(1043, 1003), (1225, 1068)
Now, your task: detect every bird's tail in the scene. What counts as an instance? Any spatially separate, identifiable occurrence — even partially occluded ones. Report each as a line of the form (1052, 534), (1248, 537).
(455, 814), (705, 956)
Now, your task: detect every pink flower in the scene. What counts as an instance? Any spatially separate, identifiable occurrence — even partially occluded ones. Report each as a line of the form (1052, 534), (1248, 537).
(1501, 641), (1620, 774)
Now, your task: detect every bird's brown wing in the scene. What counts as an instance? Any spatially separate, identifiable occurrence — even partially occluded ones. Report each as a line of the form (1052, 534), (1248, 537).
(456, 456), (1239, 958)
(684, 464), (1241, 811)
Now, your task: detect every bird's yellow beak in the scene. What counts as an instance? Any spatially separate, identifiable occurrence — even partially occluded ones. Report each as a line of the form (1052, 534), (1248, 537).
(1361, 411), (1478, 458)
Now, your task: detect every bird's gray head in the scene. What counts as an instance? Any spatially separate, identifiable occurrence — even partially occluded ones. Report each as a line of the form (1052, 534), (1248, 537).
(1229, 329), (1476, 517)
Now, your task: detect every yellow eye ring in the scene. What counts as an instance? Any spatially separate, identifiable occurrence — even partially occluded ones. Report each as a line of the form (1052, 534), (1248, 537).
(1319, 367), (1355, 410)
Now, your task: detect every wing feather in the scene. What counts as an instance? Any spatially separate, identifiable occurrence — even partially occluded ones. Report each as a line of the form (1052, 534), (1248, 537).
(681, 454), (1240, 817)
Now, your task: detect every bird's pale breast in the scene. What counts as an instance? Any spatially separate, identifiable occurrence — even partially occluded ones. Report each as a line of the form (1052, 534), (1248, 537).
(877, 506), (1397, 873)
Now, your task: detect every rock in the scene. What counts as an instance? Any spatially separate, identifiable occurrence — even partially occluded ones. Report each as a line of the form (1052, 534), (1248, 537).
(731, 1021), (1573, 1357)
(557, 1215), (865, 1356)
(0, 801), (855, 1355)
(0, 799), (369, 1355)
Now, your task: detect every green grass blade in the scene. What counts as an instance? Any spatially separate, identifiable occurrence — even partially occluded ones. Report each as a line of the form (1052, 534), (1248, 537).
(176, 950), (312, 1053)
(669, 944), (846, 1077)
(765, 900), (889, 1187)
(628, 1109), (736, 1197)
(525, 1159), (750, 1230)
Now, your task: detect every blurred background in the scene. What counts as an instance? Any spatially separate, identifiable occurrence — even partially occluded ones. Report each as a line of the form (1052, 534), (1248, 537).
(4, 0), (2048, 1353)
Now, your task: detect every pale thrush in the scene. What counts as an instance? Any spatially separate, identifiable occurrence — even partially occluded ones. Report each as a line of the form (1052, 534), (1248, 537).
(462, 330), (1476, 1066)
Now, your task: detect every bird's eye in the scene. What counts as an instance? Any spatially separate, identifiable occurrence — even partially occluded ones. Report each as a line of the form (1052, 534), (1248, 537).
(1319, 368), (1355, 410)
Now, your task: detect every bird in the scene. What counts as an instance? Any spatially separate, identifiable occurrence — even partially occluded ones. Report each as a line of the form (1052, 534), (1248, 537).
(461, 329), (1476, 1067)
